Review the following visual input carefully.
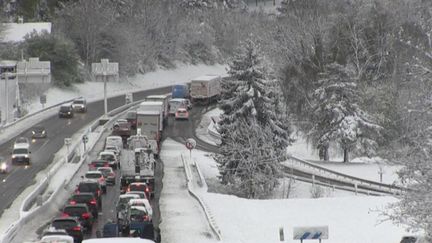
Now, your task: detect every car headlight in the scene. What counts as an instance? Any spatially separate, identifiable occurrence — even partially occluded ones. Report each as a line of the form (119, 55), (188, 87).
(24, 154), (28, 158)
(32, 131), (35, 134)
(1, 162), (7, 171)
(12, 155), (16, 159)
(67, 112), (71, 114)
(42, 131), (45, 134)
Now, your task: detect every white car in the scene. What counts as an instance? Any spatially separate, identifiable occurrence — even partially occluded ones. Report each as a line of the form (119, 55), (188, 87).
(128, 198), (153, 219)
(106, 136), (124, 150)
(11, 142), (31, 165)
(105, 144), (121, 156)
(98, 151), (120, 169)
(40, 235), (74, 243)
(84, 171), (107, 193)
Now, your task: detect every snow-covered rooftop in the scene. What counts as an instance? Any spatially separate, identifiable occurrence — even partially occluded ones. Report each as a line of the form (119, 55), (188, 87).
(192, 75), (221, 81)
(1, 22), (52, 43)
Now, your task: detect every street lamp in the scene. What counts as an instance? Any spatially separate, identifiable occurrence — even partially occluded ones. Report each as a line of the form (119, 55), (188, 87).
(103, 71), (108, 116)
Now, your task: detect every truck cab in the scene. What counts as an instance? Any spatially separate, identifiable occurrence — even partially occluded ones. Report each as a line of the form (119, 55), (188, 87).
(11, 143), (31, 165)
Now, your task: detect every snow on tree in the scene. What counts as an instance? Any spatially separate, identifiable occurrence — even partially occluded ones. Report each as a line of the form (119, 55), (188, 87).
(309, 63), (382, 162)
(386, 127), (432, 241)
(215, 38), (291, 198)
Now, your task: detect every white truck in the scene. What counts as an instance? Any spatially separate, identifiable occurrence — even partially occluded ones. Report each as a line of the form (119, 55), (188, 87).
(145, 94), (171, 122)
(190, 75), (221, 105)
(137, 101), (163, 139)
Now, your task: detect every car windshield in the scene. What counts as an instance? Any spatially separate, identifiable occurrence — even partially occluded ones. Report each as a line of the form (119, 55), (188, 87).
(32, 127), (44, 132)
(73, 100), (84, 104)
(52, 220), (76, 229)
(91, 161), (107, 167)
(98, 168), (111, 176)
(100, 154), (114, 161)
(60, 106), (71, 111)
(15, 137), (28, 143)
(86, 173), (102, 179)
(63, 206), (87, 216)
(126, 111), (136, 119)
(78, 183), (98, 192)
(71, 194), (93, 202)
(13, 148), (28, 154)
(129, 184), (146, 192)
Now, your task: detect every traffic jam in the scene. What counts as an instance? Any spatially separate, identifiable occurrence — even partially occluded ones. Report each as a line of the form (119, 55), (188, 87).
(29, 75), (222, 243)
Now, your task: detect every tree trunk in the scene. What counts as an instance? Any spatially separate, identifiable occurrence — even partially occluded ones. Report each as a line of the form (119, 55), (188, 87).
(323, 146), (329, 161)
(343, 148), (349, 163)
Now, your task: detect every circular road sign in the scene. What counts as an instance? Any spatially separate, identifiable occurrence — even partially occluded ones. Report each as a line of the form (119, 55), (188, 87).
(185, 138), (196, 150)
(82, 135), (89, 143)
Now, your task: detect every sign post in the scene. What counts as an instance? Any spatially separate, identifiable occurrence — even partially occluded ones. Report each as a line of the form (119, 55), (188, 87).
(40, 95), (46, 108)
(185, 138), (197, 161)
(293, 226), (329, 243)
(82, 135), (88, 152)
(64, 138), (72, 162)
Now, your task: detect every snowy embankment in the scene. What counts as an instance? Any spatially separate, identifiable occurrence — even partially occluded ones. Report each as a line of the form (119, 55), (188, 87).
(159, 139), (218, 243)
(164, 137), (410, 243)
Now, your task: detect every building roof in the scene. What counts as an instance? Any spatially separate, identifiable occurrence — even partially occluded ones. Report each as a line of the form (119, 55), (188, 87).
(191, 75), (221, 81)
(1, 22), (52, 42)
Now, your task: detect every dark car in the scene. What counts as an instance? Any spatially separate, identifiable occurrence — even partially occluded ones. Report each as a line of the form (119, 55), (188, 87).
(69, 193), (99, 218)
(62, 204), (94, 231)
(51, 217), (84, 243)
(31, 126), (47, 139)
(59, 104), (74, 118)
(76, 180), (102, 208)
(102, 221), (120, 237)
(112, 119), (132, 137)
(89, 159), (110, 170)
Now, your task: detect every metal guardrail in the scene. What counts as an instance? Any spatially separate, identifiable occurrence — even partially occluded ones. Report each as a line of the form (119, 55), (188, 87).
(181, 154), (222, 241)
(284, 155), (406, 195)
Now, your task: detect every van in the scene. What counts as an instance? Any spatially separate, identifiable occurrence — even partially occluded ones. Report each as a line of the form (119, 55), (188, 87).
(106, 136), (124, 149)
(11, 143), (30, 165)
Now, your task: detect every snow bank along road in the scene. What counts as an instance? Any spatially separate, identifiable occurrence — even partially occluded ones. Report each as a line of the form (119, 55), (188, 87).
(0, 86), (171, 216)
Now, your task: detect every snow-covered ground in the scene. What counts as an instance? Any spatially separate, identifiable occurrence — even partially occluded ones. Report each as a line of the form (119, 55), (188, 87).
(26, 64), (227, 113)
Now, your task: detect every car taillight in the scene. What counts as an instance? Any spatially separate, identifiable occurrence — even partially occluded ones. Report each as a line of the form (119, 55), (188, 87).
(69, 200), (76, 205)
(61, 213), (69, 217)
(72, 226), (81, 231)
(145, 187), (150, 192)
(82, 212), (91, 219)
(109, 172), (115, 177)
(143, 215), (150, 221)
(127, 188), (130, 192)
(97, 189), (101, 196)
(90, 199), (97, 205)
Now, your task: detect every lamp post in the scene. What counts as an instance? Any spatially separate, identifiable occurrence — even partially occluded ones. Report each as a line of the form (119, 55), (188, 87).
(103, 71), (108, 116)
(4, 73), (9, 124)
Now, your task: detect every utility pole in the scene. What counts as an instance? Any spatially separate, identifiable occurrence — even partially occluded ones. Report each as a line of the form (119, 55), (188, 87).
(103, 71), (108, 116)
(4, 73), (9, 124)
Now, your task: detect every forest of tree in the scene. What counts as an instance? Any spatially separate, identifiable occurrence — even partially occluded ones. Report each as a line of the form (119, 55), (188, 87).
(3, 0), (432, 236)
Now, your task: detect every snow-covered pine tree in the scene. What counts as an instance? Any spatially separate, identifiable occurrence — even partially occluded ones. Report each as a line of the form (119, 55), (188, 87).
(216, 38), (291, 197)
(309, 63), (382, 162)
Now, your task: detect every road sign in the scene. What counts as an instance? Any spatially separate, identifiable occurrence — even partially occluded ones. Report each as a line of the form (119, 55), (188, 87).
(185, 138), (196, 150)
(64, 138), (72, 145)
(293, 226), (329, 241)
(40, 95), (46, 104)
(82, 135), (88, 143)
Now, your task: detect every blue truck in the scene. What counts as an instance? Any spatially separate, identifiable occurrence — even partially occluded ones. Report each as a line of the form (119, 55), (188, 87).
(171, 84), (189, 99)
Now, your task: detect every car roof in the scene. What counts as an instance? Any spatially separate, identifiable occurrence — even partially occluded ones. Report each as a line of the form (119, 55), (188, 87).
(177, 107), (187, 111)
(85, 171), (102, 175)
(130, 206), (147, 212)
(97, 167), (113, 171)
(170, 98), (187, 102)
(107, 136), (122, 139)
(74, 97), (86, 101)
(82, 237), (156, 243)
(60, 103), (72, 107)
(64, 203), (88, 208)
(119, 194), (140, 199)
(13, 143), (29, 149)
(41, 235), (74, 240)
(52, 217), (79, 222)
(100, 151), (115, 155)
(79, 179), (100, 184)
(72, 192), (94, 197)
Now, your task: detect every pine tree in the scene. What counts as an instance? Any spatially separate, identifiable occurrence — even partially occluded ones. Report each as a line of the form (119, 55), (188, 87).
(309, 63), (382, 162)
(216, 38), (291, 198)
